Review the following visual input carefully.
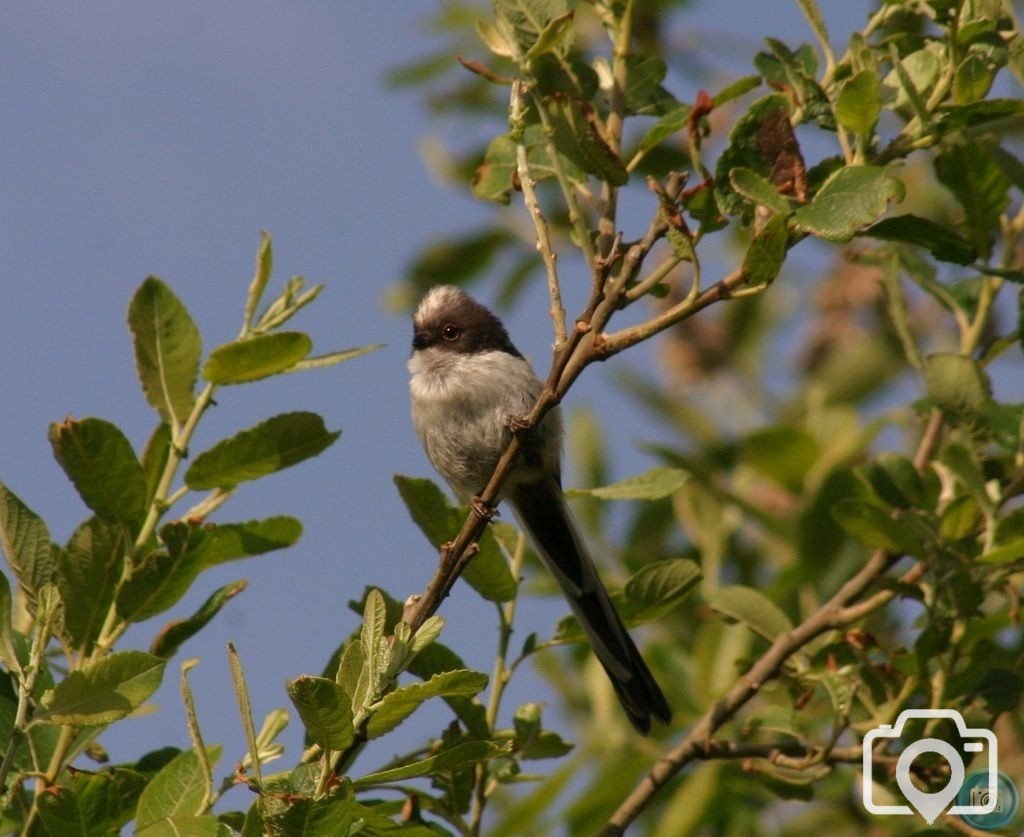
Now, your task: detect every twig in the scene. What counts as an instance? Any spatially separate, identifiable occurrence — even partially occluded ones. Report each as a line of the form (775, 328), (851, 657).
(512, 80), (566, 348)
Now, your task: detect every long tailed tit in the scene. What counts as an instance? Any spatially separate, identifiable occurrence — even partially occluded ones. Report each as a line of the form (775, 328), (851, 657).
(408, 285), (670, 733)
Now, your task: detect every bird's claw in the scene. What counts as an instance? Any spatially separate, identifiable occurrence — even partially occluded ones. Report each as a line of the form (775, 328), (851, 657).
(504, 414), (531, 435)
(470, 495), (497, 521)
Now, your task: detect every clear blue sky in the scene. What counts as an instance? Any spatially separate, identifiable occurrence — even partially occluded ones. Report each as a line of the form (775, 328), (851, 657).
(1, 0), (911, 805)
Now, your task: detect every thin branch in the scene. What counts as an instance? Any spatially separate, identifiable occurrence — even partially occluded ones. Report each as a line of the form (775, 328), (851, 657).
(512, 81), (566, 347)
(596, 0), (633, 257)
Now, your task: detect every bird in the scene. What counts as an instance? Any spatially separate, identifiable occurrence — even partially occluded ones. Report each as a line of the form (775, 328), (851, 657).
(407, 284), (671, 734)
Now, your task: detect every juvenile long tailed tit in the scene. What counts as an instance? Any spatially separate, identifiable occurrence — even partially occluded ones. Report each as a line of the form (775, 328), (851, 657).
(408, 285), (671, 734)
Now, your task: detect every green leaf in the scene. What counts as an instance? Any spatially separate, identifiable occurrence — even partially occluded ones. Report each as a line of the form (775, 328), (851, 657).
(939, 494), (981, 541)
(405, 642), (491, 740)
(835, 69), (881, 135)
(859, 453), (924, 510)
(860, 215), (977, 265)
(634, 104), (691, 159)
(192, 517), (303, 565)
(0, 572), (19, 674)
(202, 331), (313, 385)
(244, 232), (273, 330)
(831, 499), (919, 554)
(352, 740), (510, 788)
(127, 277), (201, 427)
(924, 352), (992, 422)
(116, 524), (205, 623)
(38, 650), (165, 725)
(136, 746), (222, 829)
(150, 580), (247, 659)
(136, 816), (227, 837)
(185, 412), (339, 490)
(728, 168), (792, 216)
(934, 140), (1011, 260)
(713, 75), (762, 107)
(953, 53), (995, 104)
(118, 518), (298, 623)
(742, 214), (789, 285)
(558, 558), (700, 641)
(623, 54), (676, 116)
(714, 94), (800, 218)
(476, 19), (515, 58)
(493, 0), (568, 59)
(791, 165), (905, 242)
(524, 10), (574, 61)
(0, 482), (55, 612)
(978, 537), (1024, 565)
(541, 94), (628, 186)
(407, 229), (516, 290)
(393, 475), (517, 602)
(49, 418), (148, 534)
(141, 422), (172, 504)
(367, 669), (489, 739)
(933, 98), (1024, 134)
(623, 558), (702, 613)
(286, 344), (384, 373)
(566, 466), (689, 501)
(286, 675), (354, 751)
(37, 770), (145, 837)
(708, 585), (793, 641)
(58, 517), (126, 652)
(741, 426), (820, 493)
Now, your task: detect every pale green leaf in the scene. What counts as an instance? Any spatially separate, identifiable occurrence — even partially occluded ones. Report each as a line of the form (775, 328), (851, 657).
(0, 482), (55, 613)
(38, 651), (165, 725)
(127, 277), (201, 427)
(742, 214), (789, 285)
(352, 741), (510, 787)
(286, 344), (384, 373)
(49, 417), (148, 533)
(831, 499), (920, 554)
(708, 585), (793, 641)
(367, 669), (488, 739)
(185, 412), (339, 489)
(566, 466), (689, 501)
(150, 580), (248, 660)
(136, 747), (222, 829)
(835, 69), (881, 135)
(791, 165), (905, 241)
(924, 353), (992, 422)
(202, 332), (312, 385)
(286, 675), (354, 751)
(244, 232), (273, 330)
(729, 167), (792, 216)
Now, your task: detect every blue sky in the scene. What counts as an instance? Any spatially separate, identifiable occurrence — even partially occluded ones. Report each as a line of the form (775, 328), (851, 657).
(3, 0), (955, 809)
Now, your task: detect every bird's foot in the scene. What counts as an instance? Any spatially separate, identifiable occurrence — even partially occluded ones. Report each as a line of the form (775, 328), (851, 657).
(470, 495), (497, 521)
(504, 414), (531, 435)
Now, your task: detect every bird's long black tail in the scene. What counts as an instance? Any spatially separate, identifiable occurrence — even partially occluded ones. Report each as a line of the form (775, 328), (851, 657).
(510, 480), (671, 734)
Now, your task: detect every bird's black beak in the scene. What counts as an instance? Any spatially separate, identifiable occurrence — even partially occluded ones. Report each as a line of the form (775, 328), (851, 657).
(412, 330), (430, 350)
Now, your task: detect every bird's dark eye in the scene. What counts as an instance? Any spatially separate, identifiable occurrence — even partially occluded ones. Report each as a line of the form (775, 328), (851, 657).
(441, 323), (461, 342)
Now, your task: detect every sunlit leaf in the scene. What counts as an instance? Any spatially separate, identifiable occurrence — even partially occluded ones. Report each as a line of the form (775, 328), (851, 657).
(708, 585), (793, 641)
(49, 417), (148, 534)
(203, 332), (312, 385)
(127, 277), (201, 427)
(38, 651), (165, 725)
(185, 412), (339, 489)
